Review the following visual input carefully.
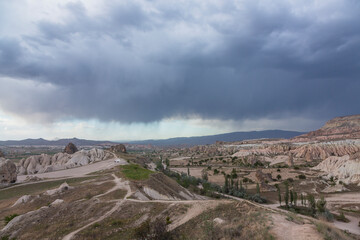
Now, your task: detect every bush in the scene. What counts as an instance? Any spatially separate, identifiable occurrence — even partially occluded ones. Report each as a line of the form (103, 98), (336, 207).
(298, 174), (306, 179)
(4, 214), (18, 225)
(316, 196), (327, 213)
(317, 210), (334, 222)
(334, 212), (349, 223)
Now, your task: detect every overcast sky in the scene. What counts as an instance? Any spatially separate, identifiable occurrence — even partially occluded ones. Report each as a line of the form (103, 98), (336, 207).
(0, 0), (359, 140)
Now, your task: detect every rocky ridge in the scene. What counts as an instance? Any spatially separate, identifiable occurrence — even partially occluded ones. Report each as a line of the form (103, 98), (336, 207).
(295, 114), (360, 141)
(17, 148), (113, 175)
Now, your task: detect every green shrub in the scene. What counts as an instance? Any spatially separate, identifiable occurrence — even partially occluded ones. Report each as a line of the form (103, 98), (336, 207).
(298, 174), (306, 179)
(4, 214), (18, 225)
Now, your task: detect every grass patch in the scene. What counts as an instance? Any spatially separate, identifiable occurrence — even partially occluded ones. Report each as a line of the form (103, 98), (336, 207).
(315, 222), (353, 240)
(119, 164), (153, 180)
(0, 176), (97, 201)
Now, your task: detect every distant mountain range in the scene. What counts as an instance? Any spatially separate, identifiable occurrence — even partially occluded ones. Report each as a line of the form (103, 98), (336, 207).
(0, 138), (116, 146)
(0, 130), (305, 147)
(127, 130), (305, 146)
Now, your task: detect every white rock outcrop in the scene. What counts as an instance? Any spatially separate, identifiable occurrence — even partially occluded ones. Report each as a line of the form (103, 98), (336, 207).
(313, 155), (360, 184)
(50, 199), (64, 206)
(12, 195), (32, 207)
(17, 148), (113, 175)
(45, 182), (73, 196)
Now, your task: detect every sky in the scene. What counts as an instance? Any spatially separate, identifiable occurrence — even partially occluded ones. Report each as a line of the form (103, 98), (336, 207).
(0, 0), (359, 141)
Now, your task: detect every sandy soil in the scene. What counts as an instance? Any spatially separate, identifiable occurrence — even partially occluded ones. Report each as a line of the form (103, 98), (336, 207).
(17, 158), (128, 182)
(271, 214), (323, 240)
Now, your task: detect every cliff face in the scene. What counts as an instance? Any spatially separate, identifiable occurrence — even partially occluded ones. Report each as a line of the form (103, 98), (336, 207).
(295, 114), (360, 141)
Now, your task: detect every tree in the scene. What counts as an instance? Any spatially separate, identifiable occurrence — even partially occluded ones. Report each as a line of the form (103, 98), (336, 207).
(202, 171), (208, 181)
(316, 196), (327, 213)
(165, 158), (170, 167)
(294, 192), (298, 206)
(256, 183), (260, 194)
(187, 167), (190, 176)
(224, 175), (229, 193)
(156, 160), (164, 171)
(231, 168), (238, 179)
(284, 182), (289, 207)
(301, 193), (304, 206)
(277, 185), (282, 206)
(307, 194), (316, 215)
(235, 180), (239, 190)
(277, 174), (282, 180)
(290, 190), (294, 206)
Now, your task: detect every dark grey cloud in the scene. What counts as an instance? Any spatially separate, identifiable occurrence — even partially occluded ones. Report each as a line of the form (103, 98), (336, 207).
(0, 0), (359, 125)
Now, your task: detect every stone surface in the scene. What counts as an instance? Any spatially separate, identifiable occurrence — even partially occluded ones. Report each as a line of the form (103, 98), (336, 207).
(64, 142), (78, 154)
(313, 155), (360, 184)
(0, 158), (17, 186)
(12, 195), (32, 206)
(45, 182), (73, 195)
(110, 144), (127, 153)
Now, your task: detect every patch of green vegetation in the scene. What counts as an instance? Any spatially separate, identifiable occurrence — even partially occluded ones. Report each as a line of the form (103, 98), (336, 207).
(333, 212), (350, 223)
(120, 164), (153, 180)
(4, 214), (19, 225)
(0, 176), (97, 201)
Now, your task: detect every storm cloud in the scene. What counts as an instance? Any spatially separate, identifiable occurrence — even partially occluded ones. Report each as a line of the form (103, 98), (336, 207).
(0, 0), (359, 124)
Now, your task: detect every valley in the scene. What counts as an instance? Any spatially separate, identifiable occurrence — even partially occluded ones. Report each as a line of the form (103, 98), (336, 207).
(1, 115), (360, 239)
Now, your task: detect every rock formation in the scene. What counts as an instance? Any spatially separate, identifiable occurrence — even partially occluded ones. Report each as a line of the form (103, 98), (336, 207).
(110, 144), (127, 153)
(256, 170), (277, 192)
(0, 150), (4, 158)
(0, 158), (17, 186)
(313, 155), (360, 185)
(295, 114), (360, 141)
(17, 148), (113, 175)
(64, 142), (78, 154)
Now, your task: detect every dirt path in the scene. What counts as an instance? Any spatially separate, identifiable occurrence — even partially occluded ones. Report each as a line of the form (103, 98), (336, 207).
(167, 201), (220, 231)
(220, 193), (325, 240)
(16, 157), (128, 183)
(266, 198), (360, 236)
(62, 174), (132, 240)
(333, 214), (360, 235)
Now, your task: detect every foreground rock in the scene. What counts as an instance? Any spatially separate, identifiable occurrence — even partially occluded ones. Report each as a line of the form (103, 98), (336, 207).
(64, 142), (78, 154)
(17, 148), (113, 175)
(110, 144), (127, 153)
(0, 158), (17, 187)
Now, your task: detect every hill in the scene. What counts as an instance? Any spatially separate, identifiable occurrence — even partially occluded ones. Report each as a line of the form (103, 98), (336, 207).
(295, 114), (360, 141)
(128, 130), (304, 146)
(0, 138), (116, 146)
